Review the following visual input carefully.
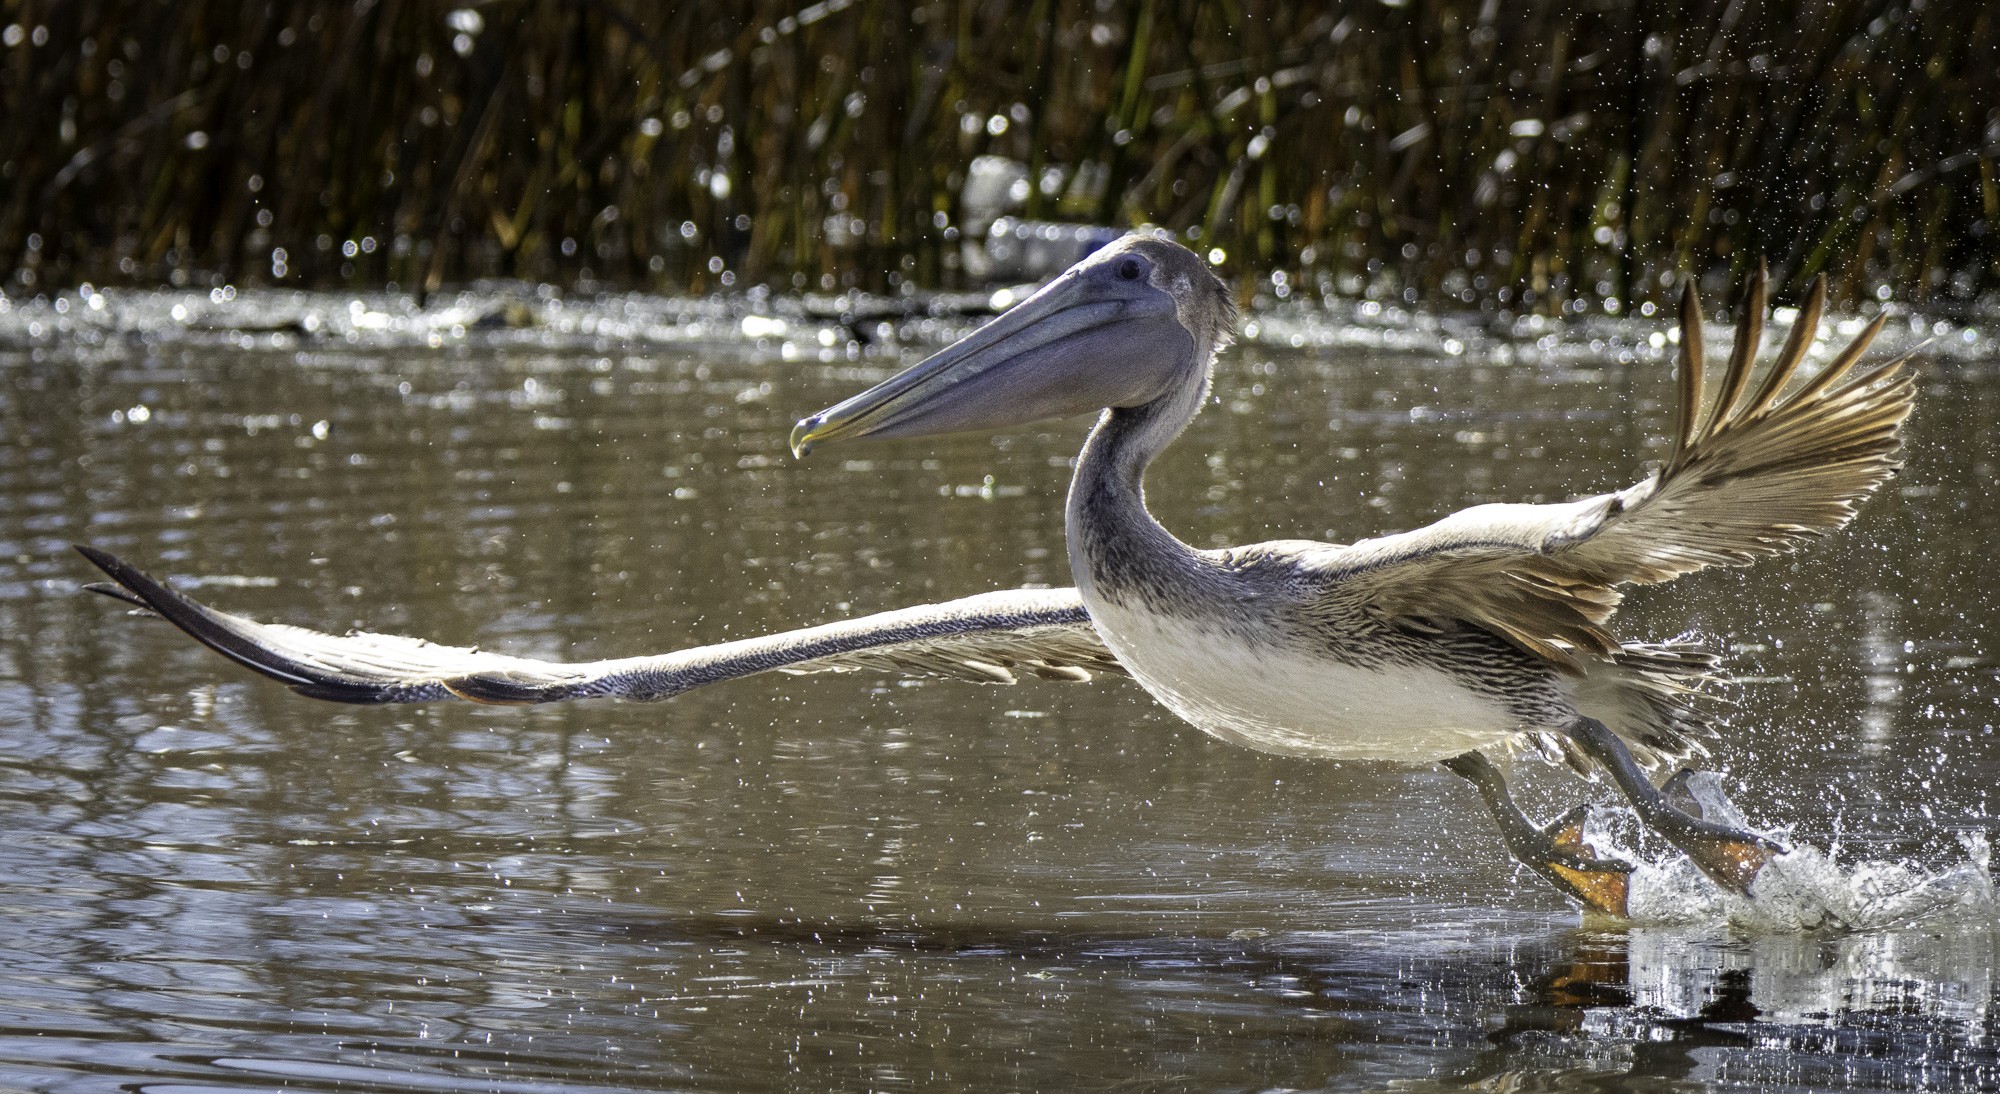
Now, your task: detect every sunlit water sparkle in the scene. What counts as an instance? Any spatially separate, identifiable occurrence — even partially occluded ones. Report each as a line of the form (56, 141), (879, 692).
(0, 287), (1995, 1090)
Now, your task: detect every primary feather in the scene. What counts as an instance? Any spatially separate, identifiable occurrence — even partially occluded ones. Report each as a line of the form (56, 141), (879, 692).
(1324, 269), (1913, 671)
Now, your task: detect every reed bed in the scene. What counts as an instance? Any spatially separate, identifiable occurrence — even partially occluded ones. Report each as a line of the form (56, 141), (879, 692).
(2, 0), (1994, 309)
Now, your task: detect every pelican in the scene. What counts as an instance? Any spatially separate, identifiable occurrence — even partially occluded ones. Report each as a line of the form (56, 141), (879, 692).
(78, 237), (1913, 917)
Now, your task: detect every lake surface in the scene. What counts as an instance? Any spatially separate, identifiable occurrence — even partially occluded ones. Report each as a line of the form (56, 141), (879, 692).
(0, 287), (1996, 1090)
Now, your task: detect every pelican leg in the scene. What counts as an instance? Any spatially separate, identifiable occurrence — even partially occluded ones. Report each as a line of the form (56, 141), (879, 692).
(1564, 717), (1780, 894)
(1442, 751), (1633, 917)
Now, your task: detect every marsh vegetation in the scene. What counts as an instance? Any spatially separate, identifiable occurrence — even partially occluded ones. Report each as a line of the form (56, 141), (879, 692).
(3, 0), (1995, 309)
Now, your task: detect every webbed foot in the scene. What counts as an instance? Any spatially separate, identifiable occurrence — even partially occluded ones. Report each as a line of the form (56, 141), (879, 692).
(1531, 805), (1633, 918)
(1444, 752), (1632, 917)
(1658, 768), (1780, 893)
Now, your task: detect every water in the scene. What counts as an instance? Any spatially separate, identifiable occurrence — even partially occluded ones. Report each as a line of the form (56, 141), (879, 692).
(0, 288), (1996, 1090)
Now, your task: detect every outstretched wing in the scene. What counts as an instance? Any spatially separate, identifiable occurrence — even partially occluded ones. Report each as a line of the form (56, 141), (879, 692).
(1323, 270), (1915, 667)
(75, 545), (1125, 705)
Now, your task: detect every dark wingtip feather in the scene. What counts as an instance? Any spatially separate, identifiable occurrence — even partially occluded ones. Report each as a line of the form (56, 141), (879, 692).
(1672, 279), (1706, 459)
(74, 545), (194, 622)
(74, 543), (400, 700)
(75, 543), (137, 581)
(75, 545), (313, 685)
(81, 580), (151, 610)
(1705, 261), (1768, 435)
(1782, 309), (1890, 410)
(1742, 274), (1826, 421)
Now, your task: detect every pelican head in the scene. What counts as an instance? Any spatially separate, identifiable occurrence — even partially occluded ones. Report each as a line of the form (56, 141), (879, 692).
(791, 236), (1233, 457)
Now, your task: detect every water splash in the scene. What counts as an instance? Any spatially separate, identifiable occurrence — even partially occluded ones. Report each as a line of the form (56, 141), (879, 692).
(1615, 828), (1995, 931)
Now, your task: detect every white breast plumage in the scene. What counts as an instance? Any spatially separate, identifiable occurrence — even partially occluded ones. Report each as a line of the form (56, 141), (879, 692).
(1087, 599), (1525, 761)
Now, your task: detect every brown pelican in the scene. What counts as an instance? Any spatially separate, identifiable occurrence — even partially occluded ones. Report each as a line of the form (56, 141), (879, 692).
(77, 237), (1912, 917)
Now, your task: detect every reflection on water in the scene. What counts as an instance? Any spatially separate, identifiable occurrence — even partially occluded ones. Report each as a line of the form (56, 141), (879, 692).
(0, 290), (1995, 1089)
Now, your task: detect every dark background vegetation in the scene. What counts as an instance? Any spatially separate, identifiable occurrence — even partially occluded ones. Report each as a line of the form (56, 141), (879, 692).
(2, 0), (1996, 309)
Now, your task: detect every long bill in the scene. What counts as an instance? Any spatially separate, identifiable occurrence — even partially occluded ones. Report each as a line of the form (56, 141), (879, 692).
(789, 270), (1190, 457)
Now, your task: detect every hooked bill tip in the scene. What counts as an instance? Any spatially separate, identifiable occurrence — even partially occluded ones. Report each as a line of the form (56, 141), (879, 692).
(788, 416), (821, 459)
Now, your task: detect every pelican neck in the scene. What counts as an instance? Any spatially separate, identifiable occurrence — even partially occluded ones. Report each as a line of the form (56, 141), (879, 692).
(1064, 381), (1210, 606)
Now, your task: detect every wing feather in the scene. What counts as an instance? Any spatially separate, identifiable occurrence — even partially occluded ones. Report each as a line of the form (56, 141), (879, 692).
(1328, 271), (1914, 668)
(76, 545), (1123, 705)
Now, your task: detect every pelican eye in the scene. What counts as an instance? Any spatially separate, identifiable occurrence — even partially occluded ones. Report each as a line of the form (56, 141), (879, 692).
(1115, 257), (1145, 281)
